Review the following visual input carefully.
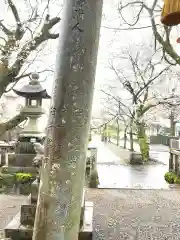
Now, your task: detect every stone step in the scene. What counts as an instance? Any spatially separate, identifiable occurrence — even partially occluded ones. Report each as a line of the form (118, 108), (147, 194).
(5, 212), (33, 240)
(80, 188), (86, 228)
(1, 166), (38, 174)
(20, 205), (36, 226)
(79, 201), (93, 240)
(30, 180), (39, 204)
(5, 201), (93, 240)
(8, 154), (36, 167)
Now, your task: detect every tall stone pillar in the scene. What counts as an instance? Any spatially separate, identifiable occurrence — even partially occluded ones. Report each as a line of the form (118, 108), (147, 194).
(33, 0), (103, 239)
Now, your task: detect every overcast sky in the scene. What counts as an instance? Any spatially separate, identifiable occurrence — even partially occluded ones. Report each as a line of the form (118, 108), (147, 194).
(1, 0), (180, 129)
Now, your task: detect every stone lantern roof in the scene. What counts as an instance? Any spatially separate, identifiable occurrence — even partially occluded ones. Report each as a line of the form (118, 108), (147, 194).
(13, 73), (51, 99)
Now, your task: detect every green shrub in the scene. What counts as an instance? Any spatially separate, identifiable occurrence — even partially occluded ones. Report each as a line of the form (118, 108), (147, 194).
(0, 173), (35, 186)
(0, 172), (35, 194)
(0, 173), (15, 186)
(89, 170), (99, 188)
(164, 172), (177, 184)
(174, 175), (180, 184)
(15, 173), (35, 184)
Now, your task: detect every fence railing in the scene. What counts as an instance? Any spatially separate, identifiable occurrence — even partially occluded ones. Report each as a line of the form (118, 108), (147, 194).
(150, 135), (170, 146)
(169, 138), (180, 174)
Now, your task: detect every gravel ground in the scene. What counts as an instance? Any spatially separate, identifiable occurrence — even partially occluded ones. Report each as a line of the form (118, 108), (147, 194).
(1, 189), (180, 239)
(86, 189), (180, 240)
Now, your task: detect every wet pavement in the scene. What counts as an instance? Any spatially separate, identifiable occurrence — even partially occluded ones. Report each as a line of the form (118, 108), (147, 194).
(90, 136), (170, 189)
(149, 145), (169, 164)
(97, 164), (169, 189)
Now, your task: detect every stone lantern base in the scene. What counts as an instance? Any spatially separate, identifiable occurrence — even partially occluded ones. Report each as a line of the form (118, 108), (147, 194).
(14, 136), (44, 167)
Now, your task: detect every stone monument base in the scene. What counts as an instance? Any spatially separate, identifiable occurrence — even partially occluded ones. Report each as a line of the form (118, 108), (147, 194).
(130, 152), (143, 164)
(4, 180), (93, 240)
(8, 153), (36, 167)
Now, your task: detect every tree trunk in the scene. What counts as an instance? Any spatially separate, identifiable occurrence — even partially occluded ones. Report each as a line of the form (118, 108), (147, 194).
(129, 126), (134, 151)
(104, 123), (107, 143)
(116, 118), (120, 146)
(123, 127), (127, 149)
(33, 0), (103, 239)
(108, 132), (111, 143)
(170, 112), (176, 136)
(137, 122), (149, 161)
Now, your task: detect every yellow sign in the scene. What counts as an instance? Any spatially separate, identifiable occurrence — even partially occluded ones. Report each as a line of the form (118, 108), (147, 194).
(161, 0), (180, 26)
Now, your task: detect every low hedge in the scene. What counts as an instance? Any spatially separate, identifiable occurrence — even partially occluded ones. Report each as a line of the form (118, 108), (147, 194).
(89, 169), (99, 188)
(0, 172), (35, 188)
(15, 173), (35, 184)
(164, 172), (180, 184)
(0, 173), (15, 187)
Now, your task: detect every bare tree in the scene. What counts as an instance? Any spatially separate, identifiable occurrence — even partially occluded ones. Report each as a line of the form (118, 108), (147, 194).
(159, 102), (180, 136)
(101, 88), (133, 148)
(0, 0), (61, 135)
(117, 0), (180, 66)
(102, 47), (175, 161)
(152, 68), (180, 136)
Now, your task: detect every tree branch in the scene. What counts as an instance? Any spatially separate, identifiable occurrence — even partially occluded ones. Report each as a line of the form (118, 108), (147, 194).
(152, 0), (158, 11)
(9, 16), (60, 81)
(14, 69), (54, 82)
(136, 65), (170, 99)
(0, 20), (12, 35)
(101, 89), (133, 118)
(110, 63), (137, 103)
(8, 0), (21, 23)
(118, 0), (180, 65)
(102, 25), (159, 31)
(149, 11), (180, 64)
(7, 0), (25, 40)
(0, 113), (27, 136)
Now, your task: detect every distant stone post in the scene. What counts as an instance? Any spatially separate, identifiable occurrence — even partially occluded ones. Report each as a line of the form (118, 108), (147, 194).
(33, 0), (103, 240)
(5, 150), (8, 166)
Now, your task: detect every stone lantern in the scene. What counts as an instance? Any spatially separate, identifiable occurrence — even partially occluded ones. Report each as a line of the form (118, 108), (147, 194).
(13, 73), (51, 165)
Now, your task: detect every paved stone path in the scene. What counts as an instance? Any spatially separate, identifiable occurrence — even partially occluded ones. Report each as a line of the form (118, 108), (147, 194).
(86, 188), (180, 240)
(110, 138), (169, 165)
(0, 194), (27, 237)
(1, 189), (180, 239)
(91, 136), (169, 189)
